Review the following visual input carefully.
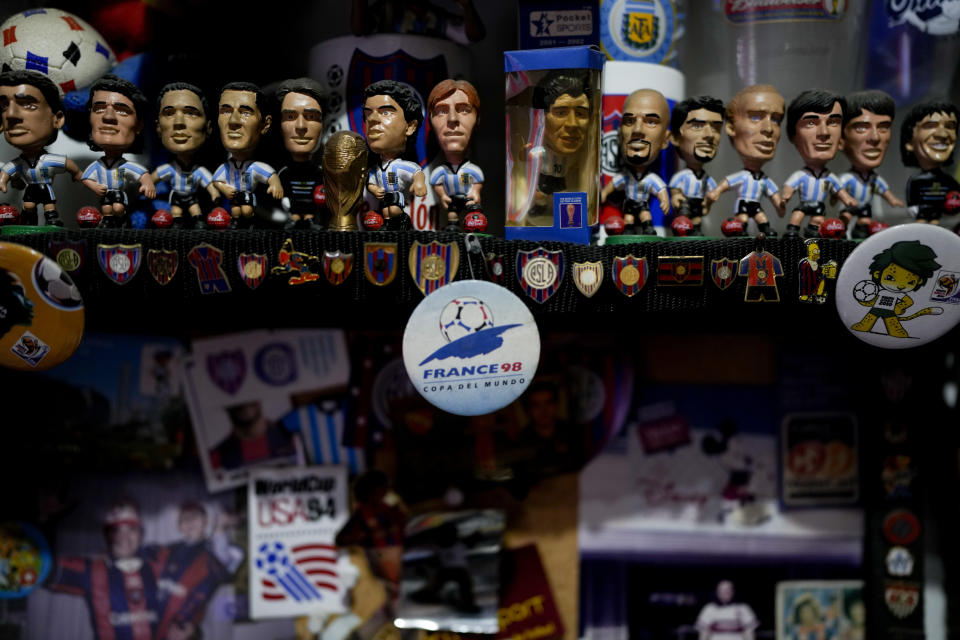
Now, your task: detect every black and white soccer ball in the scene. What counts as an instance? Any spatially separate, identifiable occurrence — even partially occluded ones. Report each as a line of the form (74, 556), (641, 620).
(852, 279), (879, 303)
(32, 256), (82, 310)
(439, 297), (493, 342)
(0, 8), (117, 93)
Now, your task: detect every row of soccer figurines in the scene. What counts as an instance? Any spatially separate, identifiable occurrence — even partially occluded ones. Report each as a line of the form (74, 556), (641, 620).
(0, 70), (485, 231)
(598, 86), (959, 239)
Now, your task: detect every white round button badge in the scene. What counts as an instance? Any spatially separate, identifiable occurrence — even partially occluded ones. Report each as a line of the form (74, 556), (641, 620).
(402, 280), (541, 416)
(836, 223), (960, 349)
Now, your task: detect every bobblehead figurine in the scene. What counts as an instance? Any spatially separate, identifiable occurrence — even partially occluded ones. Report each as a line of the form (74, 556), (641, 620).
(81, 75), (156, 227)
(0, 70), (82, 227)
(600, 88), (671, 235)
(428, 79), (483, 231)
(212, 82), (283, 229)
(838, 90), (905, 238)
(363, 79), (427, 231)
(901, 100), (960, 225)
(276, 77), (328, 230)
(668, 95), (724, 236)
(706, 84), (785, 237)
(150, 82), (219, 229)
(528, 70), (592, 225)
(780, 89), (859, 238)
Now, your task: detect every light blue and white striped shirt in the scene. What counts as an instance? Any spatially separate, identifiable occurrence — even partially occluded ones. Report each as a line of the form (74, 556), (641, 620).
(212, 158), (276, 192)
(784, 167), (842, 203)
(155, 162), (213, 196)
(430, 160), (484, 197)
(669, 168), (717, 199)
(2, 153), (67, 186)
(725, 170), (778, 203)
(368, 158), (421, 194)
(612, 170), (667, 204)
(839, 170), (889, 206)
(82, 156), (147, 189)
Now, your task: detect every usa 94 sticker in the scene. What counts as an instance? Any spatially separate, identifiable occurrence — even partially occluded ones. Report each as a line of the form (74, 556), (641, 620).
(402, 280), (540, 416)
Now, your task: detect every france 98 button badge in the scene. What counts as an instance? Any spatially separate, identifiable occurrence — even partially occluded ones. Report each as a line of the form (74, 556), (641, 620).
(402, 280), (540, 416)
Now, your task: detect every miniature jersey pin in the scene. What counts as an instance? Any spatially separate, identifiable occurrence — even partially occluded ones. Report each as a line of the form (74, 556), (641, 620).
(97, 243), (142, 285)
(710, 257), (737, 290)
(657, 256), (704, 287)
(612, 255), (648, 297)
(187, 244), (231, 294)
(516, 248), (564, 303)
(1, 241), (84, 371)
(409, 240), (459, 295)
(836, 223), (960, 348)
(798, 238), (837, 304)
(322, 250), (353, 286)
(573, 261), (604, 298)
(272, 238), (320, 285)
(238, 253), (268, 290)
(147, 249), (179, 286)
(364, 243), (398, 286)
(739, 235), (783, 302)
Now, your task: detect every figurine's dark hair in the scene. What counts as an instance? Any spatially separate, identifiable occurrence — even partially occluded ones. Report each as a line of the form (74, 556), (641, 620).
(786, 89), (846, 140)
(899, 100), (960, 166)
(0, 70), (64, 145)
(670, 95), (724, 136)
(220, 81), (269, 117)
(0, 268), (32, 339)
(363, 80), (422, 130)
(843, 90), (895, 129)
(533, 70), (591, 110)
(275, 77), (326, 117)
(85, 74), (148, 153)
(156, 82), (209, 118)
(868, 240), (941, 288)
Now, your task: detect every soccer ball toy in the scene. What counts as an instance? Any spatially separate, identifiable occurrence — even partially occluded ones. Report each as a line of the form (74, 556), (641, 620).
(0, 8), (117, 94)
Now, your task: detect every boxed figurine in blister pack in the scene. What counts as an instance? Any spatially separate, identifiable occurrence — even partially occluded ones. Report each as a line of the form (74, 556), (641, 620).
(505, 46), (603, 244)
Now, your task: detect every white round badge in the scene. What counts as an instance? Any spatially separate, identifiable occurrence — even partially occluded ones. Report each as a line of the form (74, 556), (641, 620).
(836, 224), (960, 348)
(402, 280), (541, 416)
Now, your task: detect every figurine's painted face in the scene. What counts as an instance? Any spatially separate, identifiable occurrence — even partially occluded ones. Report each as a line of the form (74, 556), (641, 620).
(0, 83), (62, 153)
(178, 510), (207, 544)
(107, 523), (141, 559)
(906, 110), (958, 171)
(156, 89), (209, 156)
(218, 89), (270, 154)
(363, 94), (416, 159)
(544, 93), (590, 156)
(671, 107), (723, 167)
(716, 581), (734, 604)
(792, 101), (843, 169)
(874, 263), (921, 293)
(90, 89), (142, 154)
(727, 89), (784, 170)
(430, 89), (477, 158)
(841, 108), (893, 172)
(619, 90), (670, 169)
(280, 91), (323, 160)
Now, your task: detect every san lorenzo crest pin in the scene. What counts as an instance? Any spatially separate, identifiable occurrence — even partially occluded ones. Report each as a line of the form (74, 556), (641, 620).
(97, 243), (141, 285)
(409, 240), (459, 295)
(573, 261), (604, 298)
(238, 253), (268, 290)
(710, 258), (737, 290)
(364, 243), (398, 286)
(612, 255), (648, 297)
(516, 248), (563, 303)
(323, 250), (353, 286)
(147, 249), (179, 286)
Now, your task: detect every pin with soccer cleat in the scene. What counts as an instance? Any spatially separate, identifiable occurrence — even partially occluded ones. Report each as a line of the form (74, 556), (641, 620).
(739, 233), (783, 302)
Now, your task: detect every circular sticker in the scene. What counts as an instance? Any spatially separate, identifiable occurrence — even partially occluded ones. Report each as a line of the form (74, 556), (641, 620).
(0, 522), (52, 599)
(886, 546), (915, 577)
(0, 242), (84, 371)
(883, 509), (921, 545)
(836, 223), (960, 348)
(402, 280), (540, 416)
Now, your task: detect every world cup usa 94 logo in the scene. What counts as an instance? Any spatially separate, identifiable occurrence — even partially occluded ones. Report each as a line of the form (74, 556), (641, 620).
(403, 280), (540, 416)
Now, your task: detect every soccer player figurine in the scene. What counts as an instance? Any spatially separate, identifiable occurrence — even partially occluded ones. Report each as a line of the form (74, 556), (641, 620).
(81, 75), (156, 227)
(212, 82), (284, 229)
(0, 70), (82, 227)
(150, 82), (220, 229)
(527, 70), (592, 226)
(706, 85), (785, 237)
(900, 100), (960, 225)
(363, 79), (427, 231)
(276, 77), (328, 230)
(667, 95), (724, 236)
(780, 89), (859, 238)
(428, 79), (483, 231)
(837, 90), (905, 238)
(599, 88), (671, 235)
